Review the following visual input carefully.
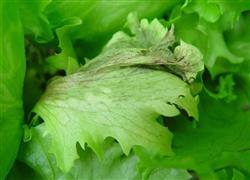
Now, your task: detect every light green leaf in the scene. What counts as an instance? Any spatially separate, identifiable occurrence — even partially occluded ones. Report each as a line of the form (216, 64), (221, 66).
(18, 124), (191, 180)
(46, 17), (81, 75)
(173, 40), (204, 82)
(126, 13), (171, 48)
(33, 16), (202, 171)
(18, 125), (67, 180)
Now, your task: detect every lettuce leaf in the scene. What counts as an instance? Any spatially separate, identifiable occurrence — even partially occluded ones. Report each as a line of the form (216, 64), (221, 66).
(44, 1), (179, 41)
(19, 0), (53, 43)
(4, 1), (249, 179)
(18, 124), (191, 180)
(32, 15), (203, 171)
(136, 75), (250, 179)
(169, 0), (250, 78)
(0, 2), (25, 178)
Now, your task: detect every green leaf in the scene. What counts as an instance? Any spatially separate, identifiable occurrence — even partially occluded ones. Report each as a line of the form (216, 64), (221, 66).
(148, 168), (191, 180)
(136, 75), (250, 179)
(43, 1), (181, 58)
(46, 17), (81, 75)
(184, 0), (221, 23)
(173, 40), (204, 82)
(225, 12), (250, 58)
(205, 74), (237, 103)
(169, 0), (250, 78)
(210, 0), (250, 27)
(199, 18), (243, 77)
(19, 0), (53, 43)
(17, 124), (191, 180)
(18, 125), (64, 180)
(44, 1), (180, 41)
(0, 2), (25, 178)
(33, 16), (203, 171)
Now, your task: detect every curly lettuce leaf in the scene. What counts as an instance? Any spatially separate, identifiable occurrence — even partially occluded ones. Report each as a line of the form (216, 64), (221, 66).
(224, 11), (250, 76)
(0, 2), (25, 178)
(166, 1), (250, 104)
(136, 75), (250, 179)
(169, 0), (250, 78)
(17, 124), (191, 180)
(19, 124), (139, 180)
(205, 74), (237, 103)
(46, 17), (81, 75)
(32, 16), (203, 171)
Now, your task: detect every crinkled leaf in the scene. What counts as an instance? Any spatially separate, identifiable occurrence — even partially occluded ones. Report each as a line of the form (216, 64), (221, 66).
(210, 0), (250, 27)
(18, 124), (191, 180)
(46, 17), (81, 75)
(136, 75), (250, 179)
(224, 11), (250, 76)
(173, 40), (204, 82)
(169, 0), (249, 78)
(199, 18), (244, 77)
(205, 74), (237, 103)
(184, 0), (250, 26)
(33, 16), (203, 171)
